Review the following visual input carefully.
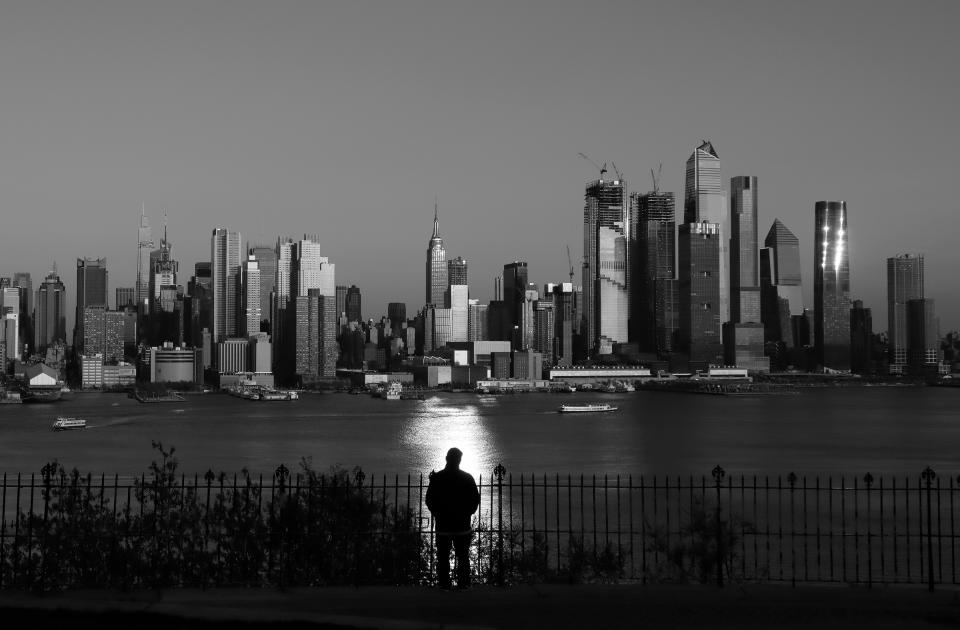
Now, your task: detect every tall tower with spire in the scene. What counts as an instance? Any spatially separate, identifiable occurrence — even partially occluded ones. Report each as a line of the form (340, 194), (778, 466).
(425, 201), (447, 307)
(137, 205), (154, 313)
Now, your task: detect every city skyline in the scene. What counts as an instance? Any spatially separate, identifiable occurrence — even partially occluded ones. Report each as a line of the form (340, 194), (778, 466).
(0, 1), (957, 332)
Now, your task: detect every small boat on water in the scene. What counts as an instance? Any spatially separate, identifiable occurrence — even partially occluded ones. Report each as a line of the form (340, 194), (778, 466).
(557, 403), (617, 413)
(52, 417), (87, 431)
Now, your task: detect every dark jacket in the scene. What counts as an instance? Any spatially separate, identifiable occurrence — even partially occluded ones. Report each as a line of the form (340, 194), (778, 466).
(425, 466), (481, 534)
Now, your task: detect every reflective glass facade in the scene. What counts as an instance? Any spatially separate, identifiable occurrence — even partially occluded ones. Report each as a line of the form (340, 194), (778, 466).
(814, 201), (850, 371)
(887, 254), (924, 372)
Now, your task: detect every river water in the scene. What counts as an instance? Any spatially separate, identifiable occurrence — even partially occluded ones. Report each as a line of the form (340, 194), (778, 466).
(0, 388), (957, 479)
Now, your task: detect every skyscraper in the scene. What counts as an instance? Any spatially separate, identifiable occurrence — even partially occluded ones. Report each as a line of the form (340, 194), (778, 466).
(282, 236), (338, 380)
(186, 262), (213, 353)
(448, 284), (468, 342)
(448, 256), (467, 287)
(533, 295), (555, 366)
(887, 254), (924, 374)
(446, 256), (468, 310)
(82, 305), (125, 363)
(850, 299), (873, 374)
(211, 228), (242, 344)
(2, 287), (21, 362)
(684, 141), (729, 327)
(760, 219), (805, 349)
(137, 207), (154, 313)
(116, 287), (136, 308)
(149, 225), (179, 315)
(388, 302), (406, 336)
(13, 272), (33, 355)
(249, 244), (277, 332)
(814, 201), (851, 371)
(35, 267), (66, 353)
(336, 285), (348, 320)
(467, 299), (487, 342)
(426, 204), (447, 307)
(725, 176), (767, 371)
(630, 190), (676, 355)
(551, 283), (576, 367)
(74, 258), (109, 353)
(583, 177), (628, 355)
(906, 298), (940, 375)
(502, 261), (528, 348)
(678, 222), (723, 365)
(239, 255), (262, 336)
(678, 141), (726, 366)
(345, 285), (362, 322)
(729, 176), (760, 323)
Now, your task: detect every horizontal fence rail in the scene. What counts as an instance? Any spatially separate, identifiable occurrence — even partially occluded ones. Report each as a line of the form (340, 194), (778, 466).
(1, 458), (957, 590)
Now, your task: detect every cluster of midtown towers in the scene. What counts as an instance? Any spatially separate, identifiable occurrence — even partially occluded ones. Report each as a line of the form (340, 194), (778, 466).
(0, 141), (938, 380)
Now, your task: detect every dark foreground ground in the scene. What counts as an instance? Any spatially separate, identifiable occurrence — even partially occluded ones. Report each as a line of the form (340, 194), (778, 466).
(2, 583), (960, 630)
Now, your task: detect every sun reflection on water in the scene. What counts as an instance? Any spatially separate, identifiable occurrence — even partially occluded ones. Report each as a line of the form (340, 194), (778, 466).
(402, 396), (500, 480)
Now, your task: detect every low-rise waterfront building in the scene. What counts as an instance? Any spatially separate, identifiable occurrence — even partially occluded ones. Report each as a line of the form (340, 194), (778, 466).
(150, 343), (204, 384)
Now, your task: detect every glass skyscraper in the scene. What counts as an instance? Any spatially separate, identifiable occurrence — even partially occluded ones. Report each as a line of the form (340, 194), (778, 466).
(630, 191), (676, 355)
(679, 141), (726, 366)
(678, 222), (723, 365)
(814, 201), (851, 371)
(35, 267), (66, 353)
(684, 141), (729, 328)
(137, 208), (153, 312)
(729, 176), (760, 323)
(74, 257), (109, 353)
(447, 256), (468, 289)
(760, 219), (805, 368)
(211, 228), (242, 344)
(725, 176), (768, 372)
(886, 254), (924, 373)
(249, 245), (277, 331)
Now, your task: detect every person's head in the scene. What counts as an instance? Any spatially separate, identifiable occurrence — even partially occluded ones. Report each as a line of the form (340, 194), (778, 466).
(445, 447), (463, 468)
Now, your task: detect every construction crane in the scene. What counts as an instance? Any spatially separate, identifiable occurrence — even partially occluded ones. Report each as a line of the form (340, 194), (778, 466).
(610, 161), (624, 182)
(566, 245), (575, 283)
(650, 162), (662, 194)
(577, 152), (607, 180)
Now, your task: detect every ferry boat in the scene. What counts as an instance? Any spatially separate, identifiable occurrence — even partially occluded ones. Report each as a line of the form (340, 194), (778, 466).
(259, 388), (299, 401)
(52, 417), (87, 431)
(557, 403), (617, 413)
(380, 382), (403, 400)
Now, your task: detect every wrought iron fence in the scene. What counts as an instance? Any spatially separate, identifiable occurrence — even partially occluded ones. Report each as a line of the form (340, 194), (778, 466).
(1, 459), (957, 590)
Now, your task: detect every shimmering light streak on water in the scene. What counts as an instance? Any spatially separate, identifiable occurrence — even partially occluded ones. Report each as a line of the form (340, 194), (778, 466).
(402, 396), (501, 478)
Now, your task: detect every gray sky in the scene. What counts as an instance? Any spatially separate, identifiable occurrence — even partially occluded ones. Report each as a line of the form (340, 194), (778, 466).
(1, 0), (957, 333)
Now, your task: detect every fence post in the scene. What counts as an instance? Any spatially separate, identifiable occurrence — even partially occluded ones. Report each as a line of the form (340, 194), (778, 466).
(712, 465), (725, 588)
(203, 470), (215, 588)
(494, 463), (506, 586)
(864, 473), (873, 588)
(788, 472), (797, 588)
(354, 469), (365, 587)
(40, 462), (55, 592)
(274, 464), (289, 589)
(921, 467), (936, 592)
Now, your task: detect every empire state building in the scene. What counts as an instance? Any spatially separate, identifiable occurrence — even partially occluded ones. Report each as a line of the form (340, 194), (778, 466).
(425, 204), (447, 306)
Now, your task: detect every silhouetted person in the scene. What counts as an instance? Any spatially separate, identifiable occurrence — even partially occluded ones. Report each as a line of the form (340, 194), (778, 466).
(426, 447), (481, 589)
